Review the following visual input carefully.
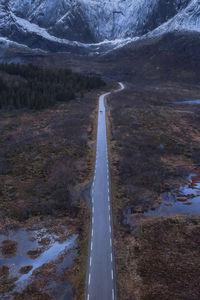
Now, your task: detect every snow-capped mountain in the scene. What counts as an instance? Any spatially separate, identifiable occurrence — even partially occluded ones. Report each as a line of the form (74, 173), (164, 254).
(0, 0), (199, 54)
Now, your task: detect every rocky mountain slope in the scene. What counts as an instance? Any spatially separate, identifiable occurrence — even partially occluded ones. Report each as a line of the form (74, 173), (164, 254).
(0, 0), (199, 54)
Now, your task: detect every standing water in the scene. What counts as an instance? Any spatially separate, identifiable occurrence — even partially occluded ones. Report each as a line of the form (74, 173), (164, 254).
(0, 221), (78, 299)
(174, 100), (200, 105)
(144, 174), (200, 218)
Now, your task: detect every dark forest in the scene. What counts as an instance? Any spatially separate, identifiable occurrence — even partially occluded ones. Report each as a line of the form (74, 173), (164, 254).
(0, 63), (105, 109)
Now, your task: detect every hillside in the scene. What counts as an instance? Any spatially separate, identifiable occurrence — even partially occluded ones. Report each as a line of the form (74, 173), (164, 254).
(0, 0), (199, 54)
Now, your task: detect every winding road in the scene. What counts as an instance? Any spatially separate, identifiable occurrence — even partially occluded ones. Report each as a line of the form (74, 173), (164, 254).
(86, 82), (125, 300)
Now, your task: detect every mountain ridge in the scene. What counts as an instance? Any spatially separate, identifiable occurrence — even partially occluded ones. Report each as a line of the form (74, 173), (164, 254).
(0, 0), (199, 54)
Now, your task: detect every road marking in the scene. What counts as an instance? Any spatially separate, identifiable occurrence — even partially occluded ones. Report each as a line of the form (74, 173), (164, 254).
(87, 85), (124, 299)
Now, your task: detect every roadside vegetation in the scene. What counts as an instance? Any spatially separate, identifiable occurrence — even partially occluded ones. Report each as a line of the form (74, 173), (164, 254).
(0, 64), (107, 299)
(108, 82), (200, 299)
(102, 30), (200, 300)
(0, 64), (105, 222)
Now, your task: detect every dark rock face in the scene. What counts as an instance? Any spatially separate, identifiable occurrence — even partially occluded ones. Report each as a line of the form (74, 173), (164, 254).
(142, 0), (190, 35)
(0, 0), (199, 54)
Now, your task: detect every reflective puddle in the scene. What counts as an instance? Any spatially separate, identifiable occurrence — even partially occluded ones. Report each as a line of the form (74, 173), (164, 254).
(0, 221), (78, 299)
(174, 99), (200, 105)
(144, 174), (200, 218)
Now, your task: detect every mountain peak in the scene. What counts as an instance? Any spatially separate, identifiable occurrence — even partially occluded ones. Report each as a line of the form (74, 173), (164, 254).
(0, 0), (199, 54)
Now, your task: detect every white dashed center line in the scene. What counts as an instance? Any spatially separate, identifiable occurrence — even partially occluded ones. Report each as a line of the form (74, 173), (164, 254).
(87, 83), (125, 300)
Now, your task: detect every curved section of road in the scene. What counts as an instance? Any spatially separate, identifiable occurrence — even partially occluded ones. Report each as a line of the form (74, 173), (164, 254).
(86, 82), (125, 300)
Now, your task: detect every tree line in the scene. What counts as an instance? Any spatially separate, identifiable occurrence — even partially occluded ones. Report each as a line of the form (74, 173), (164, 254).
(0, 63), (105, 109)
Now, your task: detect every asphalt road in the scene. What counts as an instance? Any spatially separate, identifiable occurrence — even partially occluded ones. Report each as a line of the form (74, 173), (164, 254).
(86, 82), (125, 300)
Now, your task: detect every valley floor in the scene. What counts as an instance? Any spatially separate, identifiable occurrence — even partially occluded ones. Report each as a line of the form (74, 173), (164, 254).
(0, 86), (109, 299)
(2, 30), (200, 299)
(108, 82), (200, 300)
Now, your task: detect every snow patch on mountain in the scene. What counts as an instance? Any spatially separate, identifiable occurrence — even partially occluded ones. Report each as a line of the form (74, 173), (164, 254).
(0, 0), (200, 54)
(147, 0), (200, 37)
(10, 12), (81, 46)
